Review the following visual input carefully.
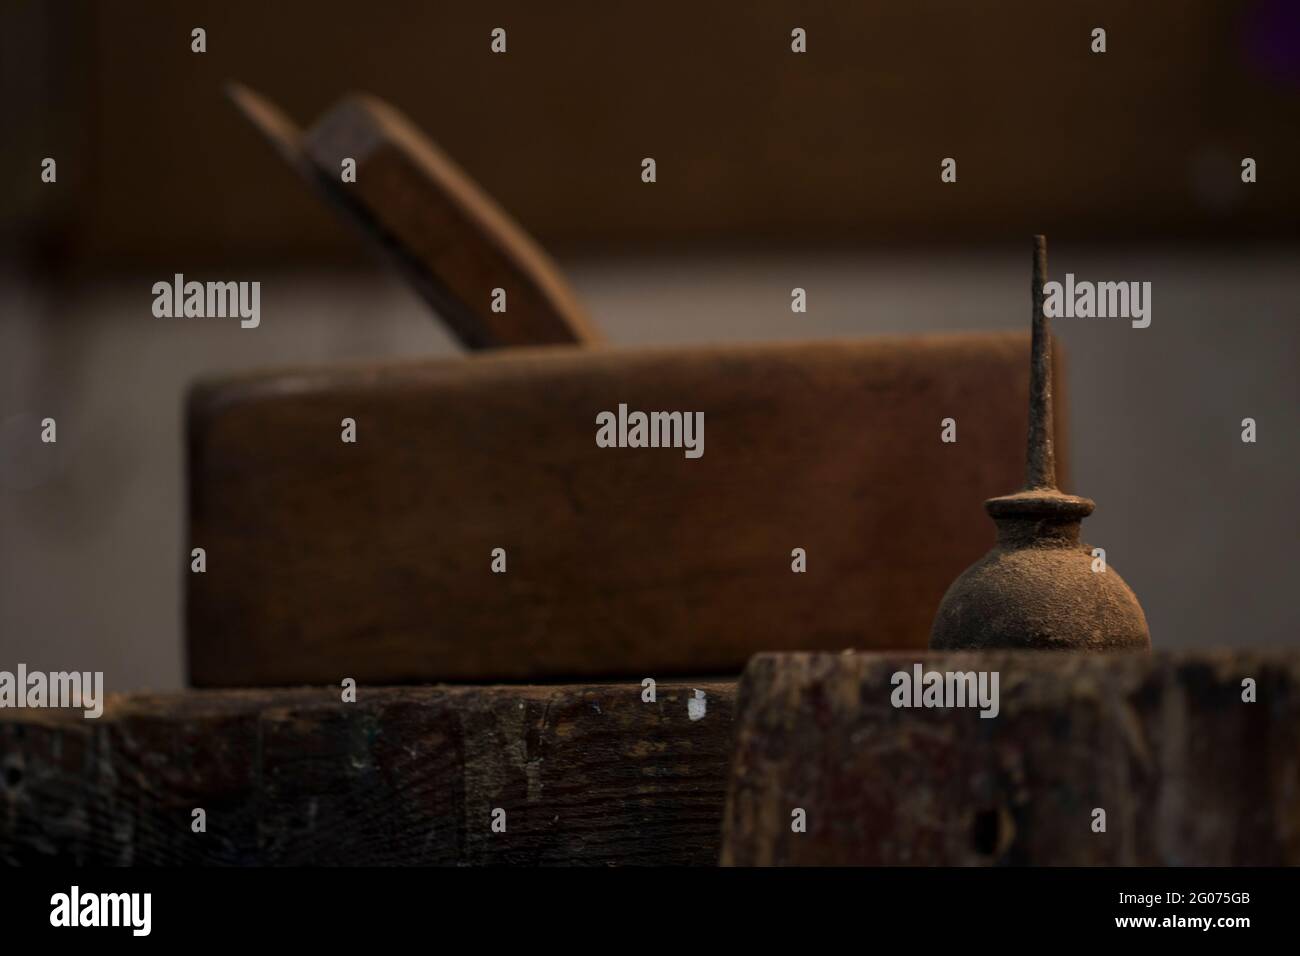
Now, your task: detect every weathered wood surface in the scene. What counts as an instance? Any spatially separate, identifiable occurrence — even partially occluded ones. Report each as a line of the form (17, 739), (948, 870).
(227, 85), (598, 349)
(1, 680), (734, 866)
(188, 332), (1068, 686)
(721, 651), (1300, 866)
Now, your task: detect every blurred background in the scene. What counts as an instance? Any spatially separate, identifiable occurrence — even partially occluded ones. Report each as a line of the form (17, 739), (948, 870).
(1, 0), (1297, 690)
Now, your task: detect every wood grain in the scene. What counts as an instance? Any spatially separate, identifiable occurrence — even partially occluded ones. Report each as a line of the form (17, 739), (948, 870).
(186, 333), (1068, 686)
(721, 651), (1300, 865)
(1, 680), (734, 865)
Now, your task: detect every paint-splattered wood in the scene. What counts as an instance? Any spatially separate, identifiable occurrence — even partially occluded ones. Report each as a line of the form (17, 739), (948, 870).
(721, 651), (1300, 866)
(1, 680), (733, 866)
(187, 333), (1068, 686)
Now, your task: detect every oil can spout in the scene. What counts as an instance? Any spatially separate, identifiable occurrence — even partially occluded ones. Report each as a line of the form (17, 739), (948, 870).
(1026, 234), (1056, 491)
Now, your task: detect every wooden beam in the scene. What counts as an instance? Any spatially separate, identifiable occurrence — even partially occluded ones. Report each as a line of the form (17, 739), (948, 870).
(186, 333), (1067, 686)
(721, 651), (1300, 865)
(1, 680), (734, 865)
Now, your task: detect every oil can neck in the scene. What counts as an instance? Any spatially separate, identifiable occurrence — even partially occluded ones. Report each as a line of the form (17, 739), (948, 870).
(985, 490), (1095, 548)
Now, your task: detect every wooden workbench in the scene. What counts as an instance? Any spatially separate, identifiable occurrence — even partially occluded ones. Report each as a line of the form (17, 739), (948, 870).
(7, 651), (1298, 866)
(721, 651), (1300, 865)
(1, 680), (734, 865)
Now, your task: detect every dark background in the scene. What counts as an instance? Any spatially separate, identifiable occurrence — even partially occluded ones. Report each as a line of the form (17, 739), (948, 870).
(1, 0), (1297, 689)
